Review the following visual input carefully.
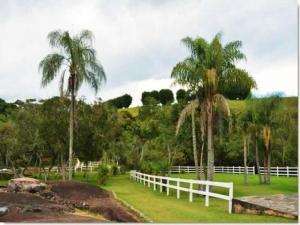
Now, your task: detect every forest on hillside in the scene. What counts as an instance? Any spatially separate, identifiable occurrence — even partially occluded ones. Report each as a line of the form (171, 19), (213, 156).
(0, 94), (297, 177)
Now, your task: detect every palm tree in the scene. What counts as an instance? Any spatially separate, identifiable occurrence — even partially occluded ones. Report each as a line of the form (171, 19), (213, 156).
(176, 99), (204, 181)
(172, 33), (255, 181)
(255, 95), (281, 184)
(39, 30), (106, 180)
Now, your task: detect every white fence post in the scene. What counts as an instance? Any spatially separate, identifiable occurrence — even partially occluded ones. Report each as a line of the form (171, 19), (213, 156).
(148, 175), (150, 187)
(287, 166), (289, 177)
(222, 166), (224, 173)
(187, 166), (190, 173)
(143, 175), (146, 185)
(276, 166), (279, 176)
(179, 165), (181, 173)
(160, 178), (162, 192)
(233, 166), (235, 174)
(167, 178), (170, 196)
(189, 183), (193, 202)
(154, 177), (156, 190)
(205, 184), (209, 207)
(228, 183), (233, 214)
(177, 181), (180, 199)
(253, 166), (255, 175)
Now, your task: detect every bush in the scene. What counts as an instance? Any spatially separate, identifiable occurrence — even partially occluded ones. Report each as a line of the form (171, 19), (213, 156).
(97, 164), (110, 184)
(140, 161), (169, 175)
(111, 164), (119, 176)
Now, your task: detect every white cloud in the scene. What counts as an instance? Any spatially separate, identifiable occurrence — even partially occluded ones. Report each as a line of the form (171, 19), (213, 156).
(98, 78), (181, 106)
(0, 0), (297, 105)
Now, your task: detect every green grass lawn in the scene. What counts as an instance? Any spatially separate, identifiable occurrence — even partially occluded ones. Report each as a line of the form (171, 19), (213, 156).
(0, 172), (297, 223)
(173, 173), (298, 197)
(99, 173), (297, 223)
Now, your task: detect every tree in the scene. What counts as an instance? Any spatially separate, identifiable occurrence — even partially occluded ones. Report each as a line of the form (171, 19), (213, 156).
(141, 91), (160, 105)
(158, 89), (174, 105)
(176, 89), (188, 103)
(255, 95), (281, 184)
(106, 94), (132, 109)
(176, 99), (205, 181)
(171, 33), (249, 180)
(220, 69), (256, 100)
(39, 30), (106, 180)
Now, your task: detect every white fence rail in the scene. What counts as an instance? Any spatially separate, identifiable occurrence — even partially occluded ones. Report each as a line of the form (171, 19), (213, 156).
(44, 161), (101, 173)
(170, 166), (298, 177)
(170, 166), (255, 175)
(130, 170), (233, 213)
(259, 166), (298, 177)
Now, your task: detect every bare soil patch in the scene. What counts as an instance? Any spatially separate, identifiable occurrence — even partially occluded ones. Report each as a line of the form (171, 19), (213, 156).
(0, 180), (141, 222)
(0, 192), (104, 222)
(49, 180), (141, 222)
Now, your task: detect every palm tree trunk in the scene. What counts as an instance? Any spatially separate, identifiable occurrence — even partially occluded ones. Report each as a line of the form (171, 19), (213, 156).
(263, 126), (271, 184)
(207, 100), (214, 181)
(243, 136), (248, 185)
(191, 110), (200, 180)
(254, 132), (262, 184)
(68, 75), (75, 180)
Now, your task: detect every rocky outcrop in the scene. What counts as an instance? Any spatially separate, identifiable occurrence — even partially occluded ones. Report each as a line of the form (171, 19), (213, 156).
(7, 177), (46, 193)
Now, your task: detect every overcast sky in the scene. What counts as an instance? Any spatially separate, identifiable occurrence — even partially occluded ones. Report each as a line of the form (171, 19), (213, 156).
(0, 0), (298, 106)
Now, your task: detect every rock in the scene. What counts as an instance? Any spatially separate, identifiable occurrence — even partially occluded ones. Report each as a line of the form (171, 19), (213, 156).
(0, 206), (8, 216)
(21, 206), (42, 214)
(8, 177), (46, 193)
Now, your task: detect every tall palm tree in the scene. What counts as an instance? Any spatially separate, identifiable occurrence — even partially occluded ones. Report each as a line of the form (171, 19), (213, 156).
(172, 33), (255, 181)
(255, 95), (281, 184)
(176, 99), (204, 181)
(39, 30), (106, 180)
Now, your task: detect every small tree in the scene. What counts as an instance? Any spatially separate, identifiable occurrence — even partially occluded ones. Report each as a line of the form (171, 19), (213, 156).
(158, 89), (174, 105)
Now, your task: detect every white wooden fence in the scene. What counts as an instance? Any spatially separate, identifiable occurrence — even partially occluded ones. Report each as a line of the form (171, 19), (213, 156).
(170, 166), (255, 175)
(130, 170), (233, 213)
(44, 161), (101, 173)
(170, 166), (298, 177)
(259, 166), (298, 177)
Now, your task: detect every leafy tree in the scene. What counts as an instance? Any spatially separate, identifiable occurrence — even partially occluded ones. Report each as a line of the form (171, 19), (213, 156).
(39, 29), (106, 180)
(172, 33), (248, 180)
(220, 69), (256, 100)
(158, 89), (174, 105)
(106, 94), (132, 108)
(141, 91), (160, 105)
(176, 89), (188, 103)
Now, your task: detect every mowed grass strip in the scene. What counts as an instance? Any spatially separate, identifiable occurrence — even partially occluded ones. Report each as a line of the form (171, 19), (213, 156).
(100, 174), (296, 223)
(173, 173), (298, 197)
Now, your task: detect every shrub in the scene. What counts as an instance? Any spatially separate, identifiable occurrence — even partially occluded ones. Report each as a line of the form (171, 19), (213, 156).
(111, 164), (119, 176)
(97, 164), (110, 184)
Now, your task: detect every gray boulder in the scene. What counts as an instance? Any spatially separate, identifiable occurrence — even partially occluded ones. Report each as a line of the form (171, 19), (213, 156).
(8, 177), (46, 193)
(0, 206), (8, 216)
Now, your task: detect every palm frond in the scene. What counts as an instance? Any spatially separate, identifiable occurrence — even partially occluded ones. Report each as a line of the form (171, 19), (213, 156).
(39, 53), (65, 87)
(213, 94), (230, 117)
(176, 99), (199, 135)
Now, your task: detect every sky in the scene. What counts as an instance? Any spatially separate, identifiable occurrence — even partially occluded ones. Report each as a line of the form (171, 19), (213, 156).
(0, 0), (298, 106)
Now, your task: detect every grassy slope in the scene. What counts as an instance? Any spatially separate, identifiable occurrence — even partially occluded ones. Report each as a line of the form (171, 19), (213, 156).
(119, 97), (297, 117)
(101, 173), (297, 223)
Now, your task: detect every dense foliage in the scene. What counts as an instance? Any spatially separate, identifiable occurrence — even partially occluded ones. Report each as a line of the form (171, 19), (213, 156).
(0, 96), (297, 178)
(106, 94), (132, 109)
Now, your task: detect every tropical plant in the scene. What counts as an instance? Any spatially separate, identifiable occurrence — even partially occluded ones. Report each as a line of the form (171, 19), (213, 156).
(176, 99), (205, 181)
(39, 29), (106, 180)
(255, 95), (282, 184)
(172, 33), (251, 180)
